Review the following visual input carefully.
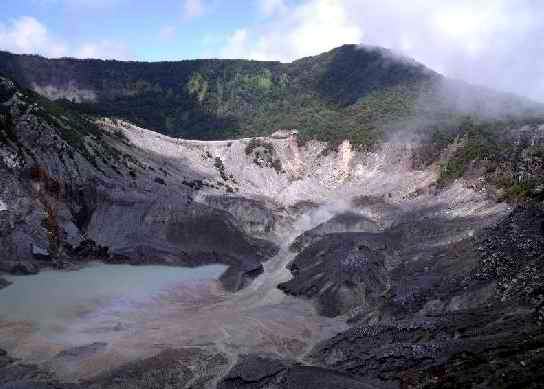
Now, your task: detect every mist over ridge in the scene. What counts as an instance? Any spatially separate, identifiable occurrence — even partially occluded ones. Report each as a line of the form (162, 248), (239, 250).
(1, 44), (542, 148)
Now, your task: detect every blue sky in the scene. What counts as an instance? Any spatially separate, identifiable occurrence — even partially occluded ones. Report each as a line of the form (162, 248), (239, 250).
(1, 0), (543, 101)
(0, 0), (264, 61)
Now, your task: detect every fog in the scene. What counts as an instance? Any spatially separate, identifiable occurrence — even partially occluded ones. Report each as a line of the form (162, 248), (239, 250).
(347, 0), (544, 103)
(223, 0), (544, 103)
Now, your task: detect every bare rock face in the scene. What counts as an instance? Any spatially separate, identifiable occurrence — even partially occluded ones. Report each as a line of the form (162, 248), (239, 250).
(201, 195), (280, 236)
(218, 354), (380, 389)
(0, 278), (11, 290)
(87, 199), (279, 291)
(0, 348), (57, 388)
(0, 76), (280, 292)
(0, 261), (39, 275)
(289, 212), (380, 253)
(31, 244), (50, 261)
(310, 309), (544, 388)
(83, 348), (229, 389)
(302, 206), (544, 388)
(279, 232), (391, 317)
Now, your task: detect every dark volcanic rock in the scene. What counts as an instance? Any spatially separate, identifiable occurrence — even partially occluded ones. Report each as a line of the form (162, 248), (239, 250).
(470, 206), (544, 305)
(164, 210), (278, 264)
(279, 232), (390, 317)
(305, 206), (544, 388)
(219, 261), (265, 292)
(92, 201), (279, 291)
(0, 349), (15, 369)
(289, 211), (380, 253)
(218, 354), (381, 389)
(0, 277), (11, 289)
(0, 354), (57, 387)
(203, 195), (280, 236)
(31, 244), (50, 261)
(163, 209), (279, 291)
(54, 343), (107, 360)
(83, 348), (229, 389)
(2, 262), (39, 275)
(0, 383), (67, 389)
(222, 354), (288, 384)
(311, 309), (544, 388)
(66, 239), (109, 259)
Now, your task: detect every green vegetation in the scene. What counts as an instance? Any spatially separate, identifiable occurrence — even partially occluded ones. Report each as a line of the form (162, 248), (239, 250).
(245, 138), (273, 156)
(437, 118), (500, 183)
(0, 76), (126, 172)
(187, 72), (209, 102)
(244, 138), (283, 173)
(1, 47), (543, 202)
(434, 117), (544, 202)
(0, 45), (446, 148)
(1, 45), (542, 151)
(0, 112), (16, 145)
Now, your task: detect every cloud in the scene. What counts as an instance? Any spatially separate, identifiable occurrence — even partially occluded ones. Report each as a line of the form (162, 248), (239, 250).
(260, 0), (288, 16)
(222, 0), (362, 61)
(220, 0), (544, 102)
(159, 25), (177, 41)
(183, 0), (204, 20)
(0, 16), (133, 60)
(221, 29), (250, 59)
(0, 16), (66, 57)
(74, 40), (133, 60)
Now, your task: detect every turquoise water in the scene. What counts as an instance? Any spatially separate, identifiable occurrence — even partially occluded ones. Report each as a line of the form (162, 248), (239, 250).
(0, 263), (226, 331)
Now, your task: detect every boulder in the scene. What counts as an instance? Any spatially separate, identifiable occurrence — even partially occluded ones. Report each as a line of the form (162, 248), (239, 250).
(0, 278), (11, 290)
(31, 244), (50, 261)
(2, 262), (39, 275)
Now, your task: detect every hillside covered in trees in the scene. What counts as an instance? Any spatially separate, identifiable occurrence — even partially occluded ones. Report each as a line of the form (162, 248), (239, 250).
(1, 44), (542, 147)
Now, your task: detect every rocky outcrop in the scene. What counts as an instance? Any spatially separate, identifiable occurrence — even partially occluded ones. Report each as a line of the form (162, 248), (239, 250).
(88, 201), (279, 291)
(279, 232), (391, 317)
(83, 348), (229, 389)
(289, 212), (380, 253)
(54, 343), (108, 361)
(0, 261), (39, 275)
(310, 308), (544, 388)
(0, 278), (10, 289)
(0, 347), (229, 389)
(0, 76), (279, 291)
(201, 195), (280, 236)
(0, 348), (57, 387)
(31, 244), (50, 261)
(218, 354), (380, 389)
(299, 205), (544, 387)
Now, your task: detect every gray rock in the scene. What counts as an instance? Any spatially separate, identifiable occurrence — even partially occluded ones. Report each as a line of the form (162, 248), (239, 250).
(218, 354), (381, 389)
(202, 195), (279, 236)
(54, 342), (108, 360)
(83, 348), (228, 389)
(2, 262), (39, 276)
(289, 212), (380, 253)
(0, 278), (11, 290)
(279, 232), (390, 317)
(31, 244), (49, 261)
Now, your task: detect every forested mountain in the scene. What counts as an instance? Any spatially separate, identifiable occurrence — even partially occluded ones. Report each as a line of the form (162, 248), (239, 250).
(1, 44), (542, 145)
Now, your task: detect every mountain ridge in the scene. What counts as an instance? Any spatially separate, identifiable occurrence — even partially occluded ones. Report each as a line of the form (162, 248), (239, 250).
(2, 44), (542, 144)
